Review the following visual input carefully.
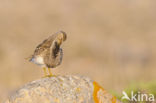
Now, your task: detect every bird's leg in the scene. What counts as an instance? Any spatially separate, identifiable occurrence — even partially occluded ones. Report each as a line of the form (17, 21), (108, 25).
(48, 68), (53, 77)
(43, 67), (47, 77)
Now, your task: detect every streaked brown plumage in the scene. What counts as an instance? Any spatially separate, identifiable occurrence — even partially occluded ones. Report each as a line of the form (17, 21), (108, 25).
(29, 31), (67, 76)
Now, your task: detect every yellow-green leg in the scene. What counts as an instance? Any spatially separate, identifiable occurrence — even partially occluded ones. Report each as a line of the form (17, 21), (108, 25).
(48, 68), (53, 77)
(43, 67), (47, 77)
(42, 67), (55, 77)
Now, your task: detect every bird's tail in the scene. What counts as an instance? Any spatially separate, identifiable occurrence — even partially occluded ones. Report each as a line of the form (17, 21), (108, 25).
(25, 55), (33, 61)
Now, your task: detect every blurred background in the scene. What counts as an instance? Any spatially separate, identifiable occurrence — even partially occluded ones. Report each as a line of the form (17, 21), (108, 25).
(0, 0), (156, 102)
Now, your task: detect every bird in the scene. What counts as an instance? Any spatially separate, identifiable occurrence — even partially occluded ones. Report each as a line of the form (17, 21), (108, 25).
(29, 31), (67, 77)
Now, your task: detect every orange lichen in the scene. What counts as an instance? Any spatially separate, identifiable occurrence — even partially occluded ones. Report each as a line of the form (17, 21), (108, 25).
(93, 81), (106, 103)
(93, 81), (117, 103)
(76, 87), (81, 93)
(93, 81), (100, 103)
(111, 96), (117, 103)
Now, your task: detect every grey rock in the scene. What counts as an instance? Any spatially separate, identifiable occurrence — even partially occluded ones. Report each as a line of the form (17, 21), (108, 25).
(5, 75), (121, 103)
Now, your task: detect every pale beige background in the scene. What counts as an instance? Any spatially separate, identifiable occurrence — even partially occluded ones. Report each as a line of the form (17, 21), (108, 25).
(0, 0), (156, 102)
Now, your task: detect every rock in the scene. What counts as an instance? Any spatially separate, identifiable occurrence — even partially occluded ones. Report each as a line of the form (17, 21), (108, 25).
(5, 75), (121, 103)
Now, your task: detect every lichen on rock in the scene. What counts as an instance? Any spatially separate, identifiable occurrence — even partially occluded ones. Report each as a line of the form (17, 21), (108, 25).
(5, 75), (121, 103)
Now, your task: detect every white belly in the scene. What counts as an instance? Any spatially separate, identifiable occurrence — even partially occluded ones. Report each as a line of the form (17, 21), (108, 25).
(32, 56), (45, 67)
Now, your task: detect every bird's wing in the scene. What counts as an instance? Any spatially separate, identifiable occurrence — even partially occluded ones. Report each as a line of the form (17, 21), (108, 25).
(50, 31), (67, 58)
(34, 31), (67, 55)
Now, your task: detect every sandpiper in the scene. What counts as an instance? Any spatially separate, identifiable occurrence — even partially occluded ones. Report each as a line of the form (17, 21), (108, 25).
(29, 31), (67, 77)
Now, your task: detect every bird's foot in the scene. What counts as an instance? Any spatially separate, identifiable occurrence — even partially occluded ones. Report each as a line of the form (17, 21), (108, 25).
(42, 74), (57, 78)
(42, 68), (58, 78)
